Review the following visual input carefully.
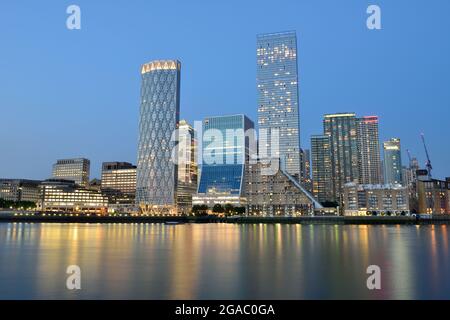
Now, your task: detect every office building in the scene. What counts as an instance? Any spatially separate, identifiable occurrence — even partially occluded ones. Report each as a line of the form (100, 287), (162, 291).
(136, 60), (181, 215)
(193, 114), (254, 207)
(245, 159), (323, 216)
(0, 179), (41, 203)
(300, 148), (312, 193)
(310, 135), (333, 204)
(323, 113), (359, 202)
(357, 116), (382, 185)
(101, 162), (136, 205)
(40, 179), (108, 214)
(257, 31), (301, 179)
(176, 120), (198, 214)
(343, 183), (409, 216)
(383, 138), (403, 185)
(52, 158), (90, 187)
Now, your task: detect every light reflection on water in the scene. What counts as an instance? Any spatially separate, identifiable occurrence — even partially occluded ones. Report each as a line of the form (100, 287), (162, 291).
(0, 223), (449, 300)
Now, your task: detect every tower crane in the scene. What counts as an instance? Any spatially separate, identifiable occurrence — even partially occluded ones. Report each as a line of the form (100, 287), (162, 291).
(420, 133), (433, 179)
(406, 149), (412, 167)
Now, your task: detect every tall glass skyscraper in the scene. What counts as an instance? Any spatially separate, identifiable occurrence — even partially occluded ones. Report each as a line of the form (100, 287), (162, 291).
(257, 31), (301, 180)
(323, 113), (359, 202)
(176, 120), (198, 214)
(357, 116), (382, 185)
(136, 60), (181, 215)
(383, 138), (403, 185)
(193, 114), (254, 207)
(310, 135), (333, 204)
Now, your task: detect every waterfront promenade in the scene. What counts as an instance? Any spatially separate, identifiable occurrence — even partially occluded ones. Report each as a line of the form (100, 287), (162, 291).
(1, 211), (449, 225)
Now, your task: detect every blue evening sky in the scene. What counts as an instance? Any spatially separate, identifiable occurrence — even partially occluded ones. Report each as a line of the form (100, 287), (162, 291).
(0, 0), (449, 180)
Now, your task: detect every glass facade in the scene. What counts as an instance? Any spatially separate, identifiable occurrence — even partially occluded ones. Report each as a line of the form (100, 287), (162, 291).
(323, 113), (359, 202)
(176, 120), (198, 214)
(136, 60), (181, 214)
(383, 138), (403, 185)
(310, 135), (333, 204)
(195, 115), (254, 206)
(257, 31), (301, 179)
(357, 116), (382, 185)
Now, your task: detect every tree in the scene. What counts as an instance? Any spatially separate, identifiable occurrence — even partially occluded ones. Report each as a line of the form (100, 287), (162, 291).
(0, 198), (36, 210)
(191, 205), (209, 216)
(224, 203), (234, 214)
(212, 204), (224, 214)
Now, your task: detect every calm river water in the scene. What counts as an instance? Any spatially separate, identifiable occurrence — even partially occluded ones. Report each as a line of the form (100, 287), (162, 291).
(0, 223), (449, 299)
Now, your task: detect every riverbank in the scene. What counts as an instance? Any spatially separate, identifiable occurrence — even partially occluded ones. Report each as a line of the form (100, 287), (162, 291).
(1, 211), (449, 224)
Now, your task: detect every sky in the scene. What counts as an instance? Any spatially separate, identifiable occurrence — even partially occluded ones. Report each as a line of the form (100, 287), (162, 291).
(0, 0), (449, 180)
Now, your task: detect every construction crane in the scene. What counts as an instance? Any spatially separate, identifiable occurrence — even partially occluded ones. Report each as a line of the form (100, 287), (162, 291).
(406, 149), (413, 167)
(420, 133), (433, 179)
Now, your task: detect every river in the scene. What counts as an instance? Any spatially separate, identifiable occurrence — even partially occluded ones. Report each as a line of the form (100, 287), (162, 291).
(0, 223), (449, 299)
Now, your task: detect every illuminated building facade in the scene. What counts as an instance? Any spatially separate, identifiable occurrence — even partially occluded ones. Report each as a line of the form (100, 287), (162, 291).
(357, 116), (382, 185)
(176, 120), (198, 214)
(193, 114), (254, 207)
(343, 182), (409, 216)
(52, 158), (90, 187)
(136, 60), (181, 215)
(40, 179), (108, 214)
(245, 159), (323, 216)
(300, 149), (312, 193)
(257, 31), (301, 179)
(101, 162), (136, 205)
(0, 179), (41, 203)
(383, 138), (403, 185)
(417, 173), (450, 214)
(323, 113), (359, 202)
(310, 135), (333, 204)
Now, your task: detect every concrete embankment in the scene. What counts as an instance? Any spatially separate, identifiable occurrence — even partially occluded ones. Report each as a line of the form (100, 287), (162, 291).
(1, 211), (450, 225)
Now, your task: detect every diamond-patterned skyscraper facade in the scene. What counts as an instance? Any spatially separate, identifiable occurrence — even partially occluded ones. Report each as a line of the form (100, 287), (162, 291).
(136, 60), (181, 214)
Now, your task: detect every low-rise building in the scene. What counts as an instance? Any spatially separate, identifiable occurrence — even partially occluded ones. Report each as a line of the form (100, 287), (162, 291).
(0, 179), (42, 203)
(417, 172), (450, 214)
(245, 159), (323, 216)
(101, 162), (136, 205)
(40, 179), (108, 214)
(343, 183), (410, 216)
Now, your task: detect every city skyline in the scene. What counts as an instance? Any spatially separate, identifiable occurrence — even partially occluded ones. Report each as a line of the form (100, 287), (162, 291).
(1, 1), (450, 180)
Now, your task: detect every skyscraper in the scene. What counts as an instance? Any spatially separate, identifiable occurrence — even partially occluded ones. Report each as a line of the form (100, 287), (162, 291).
(193, 114), (254, 207)
(136, 60), (181, 215)
(357, 116), (382, 185)
(323, 113), (359, 202)
(52, 158), (90, 187)
(383, 138), (403, 185)
(176, 120), (198, 214)
(300, 148), (312, 193)
(256, 31), (301, 179)
(310, 135), (333, 204)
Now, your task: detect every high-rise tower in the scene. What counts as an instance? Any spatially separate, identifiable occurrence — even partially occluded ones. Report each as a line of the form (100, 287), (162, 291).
(383, 138), (403, 185)
(357, 116), (382, 185)
(257, 31), (301, 179)
(323, 113), (359, 202)
(136, 60), (181, 215)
